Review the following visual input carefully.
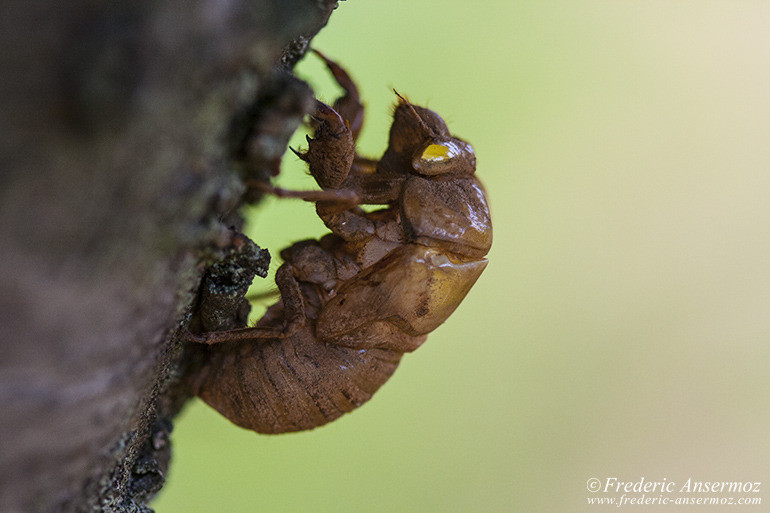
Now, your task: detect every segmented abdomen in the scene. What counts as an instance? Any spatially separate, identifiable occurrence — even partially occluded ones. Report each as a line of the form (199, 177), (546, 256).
(194, 324), (402, 434)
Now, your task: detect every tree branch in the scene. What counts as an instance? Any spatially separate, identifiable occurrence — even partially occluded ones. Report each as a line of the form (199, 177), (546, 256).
(0, 1), (340, 511)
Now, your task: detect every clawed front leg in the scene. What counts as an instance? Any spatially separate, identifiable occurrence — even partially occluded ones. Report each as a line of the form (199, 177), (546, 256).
(312, 49), (364, 142)
(301, 100), (355, 189)
(293, 50), (369, 190)
(246, 49), (410, 206)
(188, 264), (306, 345)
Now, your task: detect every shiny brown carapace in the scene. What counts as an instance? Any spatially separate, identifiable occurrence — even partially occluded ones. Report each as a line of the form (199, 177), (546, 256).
(188, 51), (492, 434)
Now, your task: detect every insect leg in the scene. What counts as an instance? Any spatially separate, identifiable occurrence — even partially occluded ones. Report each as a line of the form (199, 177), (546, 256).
(296, 100), (355, 190)
(188, 264), (306, 345)
(314, 202), (376, 242)
(350, 156), (378, 175)
(245, 178), (360, 207)
(244, 288), (279, 302)
(312, 49), (364, 142)
(312, 50), (382, 180)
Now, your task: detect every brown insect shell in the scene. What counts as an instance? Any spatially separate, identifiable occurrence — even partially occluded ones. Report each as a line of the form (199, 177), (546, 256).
(315, 112), (493, 352)
(400, 174), (492, 259)
(316, 244), (488, 344)
(193, 96), (492, 434)
(194, 321), (403, 434)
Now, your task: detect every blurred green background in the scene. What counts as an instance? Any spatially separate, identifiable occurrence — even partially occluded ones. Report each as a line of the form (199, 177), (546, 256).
(155, 1), (770, 511)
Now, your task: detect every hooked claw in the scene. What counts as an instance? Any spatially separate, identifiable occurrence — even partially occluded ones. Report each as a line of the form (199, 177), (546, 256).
(289, 146), (307, 161)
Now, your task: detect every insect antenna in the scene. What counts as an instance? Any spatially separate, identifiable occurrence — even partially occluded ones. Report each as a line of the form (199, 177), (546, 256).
(393, 89), (436, 137)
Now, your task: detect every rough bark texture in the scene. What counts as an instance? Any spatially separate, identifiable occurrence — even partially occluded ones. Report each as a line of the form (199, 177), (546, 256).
(0, 1), (339, 511)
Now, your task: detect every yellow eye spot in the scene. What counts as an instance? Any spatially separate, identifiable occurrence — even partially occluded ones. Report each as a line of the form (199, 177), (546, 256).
(421, 144), (452, 162)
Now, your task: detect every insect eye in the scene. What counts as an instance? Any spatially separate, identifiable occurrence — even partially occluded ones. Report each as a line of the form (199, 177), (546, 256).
(412, 140), (476, 176)
(420, 143), (455, 162)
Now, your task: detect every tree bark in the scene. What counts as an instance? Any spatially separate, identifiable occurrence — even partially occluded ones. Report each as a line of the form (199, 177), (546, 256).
(0, 1), (339, 511)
